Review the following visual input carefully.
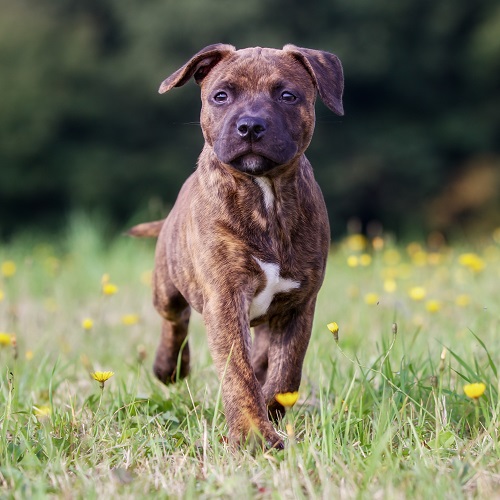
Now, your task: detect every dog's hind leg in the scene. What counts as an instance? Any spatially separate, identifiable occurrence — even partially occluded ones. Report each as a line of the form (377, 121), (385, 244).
(153, 275), (191, 384)
(251, 324), (270, 386)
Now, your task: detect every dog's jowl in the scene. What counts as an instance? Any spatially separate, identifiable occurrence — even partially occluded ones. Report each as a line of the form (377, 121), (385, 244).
(129, 44), (344, 449)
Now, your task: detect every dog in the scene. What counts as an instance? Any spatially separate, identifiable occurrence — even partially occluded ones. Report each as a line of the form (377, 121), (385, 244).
(129, 44), (344, 449)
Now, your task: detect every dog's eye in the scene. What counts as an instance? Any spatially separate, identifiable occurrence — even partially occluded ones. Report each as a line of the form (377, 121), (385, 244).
(280, 91), (298, 103)
(213, 91), (228, 103)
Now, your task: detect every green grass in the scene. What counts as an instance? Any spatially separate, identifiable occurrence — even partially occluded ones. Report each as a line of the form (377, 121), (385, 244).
(1, 216), (500, 498)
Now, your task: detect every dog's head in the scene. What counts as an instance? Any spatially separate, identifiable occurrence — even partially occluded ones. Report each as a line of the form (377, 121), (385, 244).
(159, 44), (344, 176)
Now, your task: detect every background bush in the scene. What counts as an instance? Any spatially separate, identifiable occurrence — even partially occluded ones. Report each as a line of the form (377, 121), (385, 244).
(1, 0), (499, 238)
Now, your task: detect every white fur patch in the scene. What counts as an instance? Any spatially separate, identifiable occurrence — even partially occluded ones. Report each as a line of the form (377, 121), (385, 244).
(249, 257), (300, 320)
(254, 177), (274, 211)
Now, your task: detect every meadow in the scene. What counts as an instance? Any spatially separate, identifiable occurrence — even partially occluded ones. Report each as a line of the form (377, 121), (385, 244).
(1, 216), (500, 498)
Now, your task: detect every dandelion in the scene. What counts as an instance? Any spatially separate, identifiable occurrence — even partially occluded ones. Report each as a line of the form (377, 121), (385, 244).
(1, 260), (17, 278)
(102, 283), (118, 296)
(455, 294), (470, 307)
(345, 234), (367, 252)
(91, 371), (114, 389)
(359, 254), (372, 266)
(408, 286), (426, 301)
(458, 253), (485, 273)
(383, 279), (397, 293)
(346, 255), (359, 267)
(0, 333), (12, 347)
(364, 292), (379, 305)
(275, 391), (299, 408)
(121, 314), (139, 326)
(383, 249), (401, 266)
(81, 318), (94, 331)
(425, 300), (442, 313)
(463, 382), (486, 399)
(34, 405), (52, 420)
(327, 322), (339, 342)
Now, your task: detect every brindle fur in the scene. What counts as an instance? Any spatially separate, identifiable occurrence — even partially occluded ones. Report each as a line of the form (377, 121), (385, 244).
(129, 44), (344, 449)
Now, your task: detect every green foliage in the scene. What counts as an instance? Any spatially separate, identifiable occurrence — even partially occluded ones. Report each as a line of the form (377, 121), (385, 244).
(1, 0), (500, 237)
(1, 219), (500, 496)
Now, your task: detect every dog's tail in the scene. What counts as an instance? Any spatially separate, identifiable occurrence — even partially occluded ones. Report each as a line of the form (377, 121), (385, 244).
(126, 219), (165, 238)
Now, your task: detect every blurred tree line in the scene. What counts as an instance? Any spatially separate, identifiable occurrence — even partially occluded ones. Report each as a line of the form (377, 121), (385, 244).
(1, 0), (499, 239)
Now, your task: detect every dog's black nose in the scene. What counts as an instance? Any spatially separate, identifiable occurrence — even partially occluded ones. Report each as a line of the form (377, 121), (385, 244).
(236, 116), (267, 141)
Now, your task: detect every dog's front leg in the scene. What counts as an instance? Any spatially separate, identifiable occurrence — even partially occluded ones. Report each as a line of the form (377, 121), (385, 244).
(203, 296), (283, 449)
(261, 299), (317, 420)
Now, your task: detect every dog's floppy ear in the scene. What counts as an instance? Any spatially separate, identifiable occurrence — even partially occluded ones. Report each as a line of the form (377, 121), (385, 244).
(283, 45), (344, 116)
(159, 43), (236, 94)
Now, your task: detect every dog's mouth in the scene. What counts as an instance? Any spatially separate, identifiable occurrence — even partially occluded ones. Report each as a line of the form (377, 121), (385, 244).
(229, 153), (279, 176)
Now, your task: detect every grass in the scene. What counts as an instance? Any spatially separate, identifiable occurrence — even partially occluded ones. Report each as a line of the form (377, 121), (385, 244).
(1, 215), (500, 498)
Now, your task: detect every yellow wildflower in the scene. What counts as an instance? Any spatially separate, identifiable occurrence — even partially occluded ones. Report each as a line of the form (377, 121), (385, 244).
(81, 318), (94, 331)
(455, 294), (470, 307)
(359, 254), (372, 266)
(121, 314), (140, 326)
(364, 293), (379, 305)
(91, 371), (114, 389)
(0, 332), (12, 347)
(411, 250), (428, 267)
(463, 382), (486, 399)
(458, 253), (485, 273)
(345, 234), (367, 252)
(0, 289), (4, 302)
(408, 286), (426, 301)
(346, 255), (359, 267)
(425, 300), (442, 313)
(102, 283), (118, 296)
(33, 405), (52, 420)
(327, 322), (339, 342)
(383, 279), (397, 293)
(383, 249), (401, 266)
(275, 391), (299, 408)
(1, 261), (16, 278)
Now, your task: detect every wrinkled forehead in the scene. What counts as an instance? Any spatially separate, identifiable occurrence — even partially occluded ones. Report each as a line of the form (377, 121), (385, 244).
(201, 47), (316, 94)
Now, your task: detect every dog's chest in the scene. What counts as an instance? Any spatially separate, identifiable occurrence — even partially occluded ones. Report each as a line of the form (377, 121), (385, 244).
(249, 258), (300, 320)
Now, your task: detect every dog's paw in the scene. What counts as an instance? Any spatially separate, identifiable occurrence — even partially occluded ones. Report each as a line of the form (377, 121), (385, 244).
(153, 362), (189, 385)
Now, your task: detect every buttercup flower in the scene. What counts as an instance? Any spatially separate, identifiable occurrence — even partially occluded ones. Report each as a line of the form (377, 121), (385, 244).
(275, 391), (299, 408)
(91, 371), (114, 389)
(1, 260), (17, 278)
(463, 382), (486, 399)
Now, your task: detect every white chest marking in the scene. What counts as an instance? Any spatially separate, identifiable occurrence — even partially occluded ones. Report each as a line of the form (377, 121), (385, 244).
(249, 258), (300, 320)
(254, 177), (274, 211)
